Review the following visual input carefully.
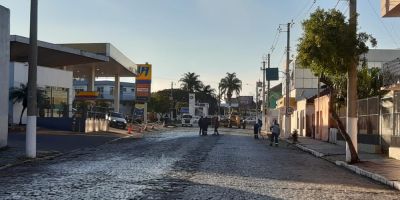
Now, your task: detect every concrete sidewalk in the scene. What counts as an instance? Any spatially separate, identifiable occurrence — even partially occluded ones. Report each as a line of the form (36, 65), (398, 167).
(288, 137), (400, 190)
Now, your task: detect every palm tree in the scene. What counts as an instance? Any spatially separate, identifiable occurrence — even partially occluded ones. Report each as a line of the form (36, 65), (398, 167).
(200, 85), (216, 96)
(9, 83), (45, 125)
(219, 72), (242, 114)
(179, 72), (203, 93)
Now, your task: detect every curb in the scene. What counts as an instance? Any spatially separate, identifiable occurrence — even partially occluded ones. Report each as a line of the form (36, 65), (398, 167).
(335, 161), (400, 190)
(286, 140), (400, 191)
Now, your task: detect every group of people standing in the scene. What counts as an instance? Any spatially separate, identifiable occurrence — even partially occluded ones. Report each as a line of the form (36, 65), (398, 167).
(198, 116), (219, 136)
(254, 119), (280, 146)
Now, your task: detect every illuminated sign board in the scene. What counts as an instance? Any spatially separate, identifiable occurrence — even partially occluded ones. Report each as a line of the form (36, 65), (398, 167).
(136, 63), (152, 102)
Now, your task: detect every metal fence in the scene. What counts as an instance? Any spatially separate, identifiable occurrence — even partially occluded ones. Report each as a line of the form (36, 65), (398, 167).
(338, 96), (380, 135)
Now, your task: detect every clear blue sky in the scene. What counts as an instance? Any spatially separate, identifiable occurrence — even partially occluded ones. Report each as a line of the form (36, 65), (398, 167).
(1, 0), (400, 97)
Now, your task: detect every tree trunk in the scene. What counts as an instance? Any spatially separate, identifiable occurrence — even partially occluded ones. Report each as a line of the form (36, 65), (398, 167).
(328, 90), (359, 163)
(19, 106), (26, 125)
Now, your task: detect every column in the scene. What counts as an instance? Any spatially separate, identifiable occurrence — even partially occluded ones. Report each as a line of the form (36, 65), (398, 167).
(87, 65), (95, 91)
(0, 6), (10, 148)
(114, 74), (120, 112)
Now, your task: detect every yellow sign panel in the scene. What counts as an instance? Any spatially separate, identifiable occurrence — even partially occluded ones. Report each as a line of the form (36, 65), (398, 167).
(76, 91), (99, 97)
(136, 63), (152, 81)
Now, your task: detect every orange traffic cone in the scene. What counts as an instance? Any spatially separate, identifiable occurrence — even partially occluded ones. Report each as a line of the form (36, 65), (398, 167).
(127, 125), (132, 134)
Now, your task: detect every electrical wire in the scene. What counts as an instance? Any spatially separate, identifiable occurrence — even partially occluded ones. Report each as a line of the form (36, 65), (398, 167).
(270, 27), (282, 54)
(293, 0), (314, 23)
(367, 0), (400, 48)
(334, 0), (341, 10)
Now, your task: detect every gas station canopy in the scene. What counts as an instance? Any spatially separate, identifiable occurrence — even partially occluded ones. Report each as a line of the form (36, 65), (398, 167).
(10, 35), (137, 78)
(10, 35), (108, 67)
(61, 43), (137, 78)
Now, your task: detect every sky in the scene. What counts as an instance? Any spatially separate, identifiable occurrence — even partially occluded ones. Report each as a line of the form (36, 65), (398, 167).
(1, 0), (400, 98)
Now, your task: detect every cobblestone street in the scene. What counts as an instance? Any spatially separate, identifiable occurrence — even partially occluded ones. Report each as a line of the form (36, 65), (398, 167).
(0, 128), (399, 199)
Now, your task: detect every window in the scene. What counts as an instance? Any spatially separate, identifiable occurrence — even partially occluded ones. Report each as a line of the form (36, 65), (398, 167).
(110, 87), (114, 95)
(39, 86), (69, 118)
(97, 87), (104, 94)
(122, 87), (127, 92)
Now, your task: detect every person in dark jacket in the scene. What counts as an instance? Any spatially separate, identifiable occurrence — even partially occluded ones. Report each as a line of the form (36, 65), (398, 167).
(214, 117), (220, 136)
(270, 119), (280, 146)
(253, 122), (259, 139)
(258, 119), (263, 134)
(202, 116), (208, 136)
(198, 116), (203, 136)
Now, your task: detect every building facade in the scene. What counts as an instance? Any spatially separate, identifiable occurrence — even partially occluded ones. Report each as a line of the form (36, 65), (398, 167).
(9, 62), (73, 124)
(73, 80), (135, 115)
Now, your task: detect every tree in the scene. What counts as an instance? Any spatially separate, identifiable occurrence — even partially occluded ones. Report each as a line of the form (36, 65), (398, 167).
(179, 72), (203, 93)
(297, 8), (376, 163)
(200, 85), (216, 96)
(219, 73), (242, 114)
(197, 85), (218, 115)
(9, 83), (45, 125)
(148, 93), (170, 114)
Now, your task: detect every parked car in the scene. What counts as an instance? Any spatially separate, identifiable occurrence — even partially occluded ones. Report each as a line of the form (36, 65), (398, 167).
(243, 116), (257, 126)
(181, 114), (193, 127)
(107, 112), (127, 129)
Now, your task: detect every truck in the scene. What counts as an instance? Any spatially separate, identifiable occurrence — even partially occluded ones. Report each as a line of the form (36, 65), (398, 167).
(181, 114), (194, 127)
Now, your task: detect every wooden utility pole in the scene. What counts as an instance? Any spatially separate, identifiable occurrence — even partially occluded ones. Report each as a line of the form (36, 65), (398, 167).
(347, 0), (358, 162)
(262, 59), (266, 130)
(285, 22), (291, 138)
(26, 0), (38, 158)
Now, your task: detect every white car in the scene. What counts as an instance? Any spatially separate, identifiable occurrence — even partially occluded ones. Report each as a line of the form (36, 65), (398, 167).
(107, 112), (127, 129)
(181, 114), (194, 127)
(243, 116), (257, 125)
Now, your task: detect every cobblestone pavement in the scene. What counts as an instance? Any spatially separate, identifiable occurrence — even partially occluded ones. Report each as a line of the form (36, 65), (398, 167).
(0, 128), (399, 199)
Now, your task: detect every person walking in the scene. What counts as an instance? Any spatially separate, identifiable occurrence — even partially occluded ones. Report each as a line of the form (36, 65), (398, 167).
(198, 116), (203, 136)
(258, 119), (263, 134)
(253, 121), (259, 139)
(270, 119), (280, 146)
(213, 116), (220, 136)
(202, 116), (209, 136)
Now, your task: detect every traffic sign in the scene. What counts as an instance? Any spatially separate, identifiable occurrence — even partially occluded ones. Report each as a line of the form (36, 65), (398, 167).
(266, 68), (279, 81)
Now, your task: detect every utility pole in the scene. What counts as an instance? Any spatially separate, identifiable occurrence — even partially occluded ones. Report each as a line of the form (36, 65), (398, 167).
(347, 0), (358, 162)
(267, 53), (271, 128)
(218, 86), (221, 116)
(256, 82), (259, 120)
(261, 59), (266, 131)
(170, 82), (174, 120)
(285, 22), (291, 138)
(26, 0), (38, 158)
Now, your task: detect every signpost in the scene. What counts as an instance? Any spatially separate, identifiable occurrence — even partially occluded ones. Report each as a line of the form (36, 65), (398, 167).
(265, 68), (279, 81)
(135, 63), (152, 124)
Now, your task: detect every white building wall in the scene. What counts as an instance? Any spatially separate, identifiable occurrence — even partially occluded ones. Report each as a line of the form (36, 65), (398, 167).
(11, 62), (73, 124)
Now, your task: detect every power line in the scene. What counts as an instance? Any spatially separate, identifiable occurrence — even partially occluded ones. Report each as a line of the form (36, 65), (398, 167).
(334, 0), (341, 10)
(293, 0), (314, 23)
(367, 0), (400, 48)
(300, 0), (317, 22)
(270, 26), (282, 54)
